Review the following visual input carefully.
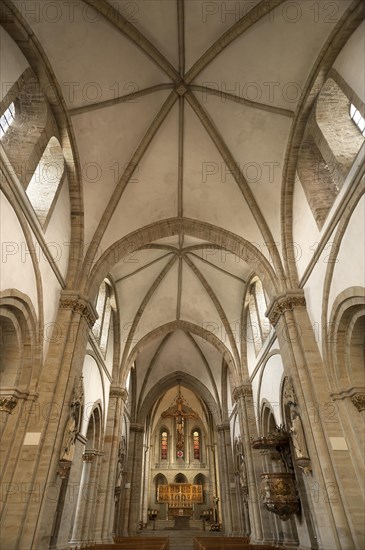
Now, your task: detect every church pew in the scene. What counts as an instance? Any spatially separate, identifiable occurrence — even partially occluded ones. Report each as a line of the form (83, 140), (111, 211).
(193, 538), (280, 550)
(88, 537), (169, 550)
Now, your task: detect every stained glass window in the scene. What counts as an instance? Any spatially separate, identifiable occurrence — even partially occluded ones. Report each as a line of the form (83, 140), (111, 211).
(161, 431), (168, 460)
(193, 430), (200, 460)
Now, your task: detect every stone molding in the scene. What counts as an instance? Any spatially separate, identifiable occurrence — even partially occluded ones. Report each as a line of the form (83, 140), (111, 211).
(0, 395), (18, 414)
(330, 387), (365, 413)
(110, 386), (128, 401)
(0, 387), (37, 413)
(350, 393), (365, 413)
(59, 290), (97, 328)
(233, 385), (253, 402)
(57, 460), (72, 479)
(266, 290), (306, 326)
(130, 423), (144, 433)
(217, 422), (230, 432)
(83, 451), (97, 463)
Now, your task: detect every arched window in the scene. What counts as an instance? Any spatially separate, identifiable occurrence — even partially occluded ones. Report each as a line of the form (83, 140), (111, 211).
(350, 104), (365, 137)
(298, 76), (364, 229)
(193, 430), (200, 460)
(161, 430), (168, 460)
(0, 102), (15, 138)
(26, 136), (64, 227)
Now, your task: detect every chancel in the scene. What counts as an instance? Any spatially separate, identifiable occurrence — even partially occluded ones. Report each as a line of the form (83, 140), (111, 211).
(0, 1), (364, 550)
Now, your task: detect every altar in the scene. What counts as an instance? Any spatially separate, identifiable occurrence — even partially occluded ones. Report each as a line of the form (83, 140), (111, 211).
(157, 483), (203, 529)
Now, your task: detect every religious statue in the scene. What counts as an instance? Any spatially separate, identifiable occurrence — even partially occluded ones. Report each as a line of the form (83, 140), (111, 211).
(60, 409), (78, 462)
(290, 409), (311, 474)
(115, 436), (126, 487)
(290, 409), (309, 460)
(161, 385), (197, 457)
(59, 376), (84, 463)
(239, 459), (248, 494)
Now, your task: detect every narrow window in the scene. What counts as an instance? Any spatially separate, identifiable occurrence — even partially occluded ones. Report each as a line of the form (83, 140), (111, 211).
(161, 431), (168, 460)
(350, 104), (365, 137)
(0, 102), (15, 138)
(193, 430), (200, 460)
(26, 136), (64, 226)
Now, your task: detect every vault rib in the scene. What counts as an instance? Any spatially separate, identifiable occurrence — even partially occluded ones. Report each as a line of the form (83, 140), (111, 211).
(186, 251), (246, 284)
(80, 91), (178, 287)
(125, 320), (237, 378)
(177, 0), (185, 77)
(69, 84), (175, 116)
(83, 0), (180, 82)
(184, 0), (286, 84)
(191, 85), (294, 119)
(183, 255), (241, 369)
(185, 332), (222, 416)
(185, 90), (285, 283)
(176, 256), (183, 320)
(114, 252), (175, 283)
(120, 255), (178, 370)
(178, 96), (184, 218)
(137, 332), (174, 414)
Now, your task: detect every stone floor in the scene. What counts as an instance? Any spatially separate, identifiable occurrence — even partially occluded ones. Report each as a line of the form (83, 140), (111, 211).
(140, 520), (224, 550)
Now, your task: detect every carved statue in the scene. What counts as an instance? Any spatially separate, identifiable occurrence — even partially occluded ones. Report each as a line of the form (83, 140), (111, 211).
(239, 459), (248, 494)
(115, 436), (126, 487)
(290, 410), (309, 460)
(59, 376), (84, 463)
(60, 409), (78, 462)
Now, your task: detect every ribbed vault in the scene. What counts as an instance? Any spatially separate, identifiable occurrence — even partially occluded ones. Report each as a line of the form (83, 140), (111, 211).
(4, 0), (359, 414)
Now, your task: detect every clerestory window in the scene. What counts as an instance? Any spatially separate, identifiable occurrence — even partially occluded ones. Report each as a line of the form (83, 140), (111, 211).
(0, 102), (15, 138)
(350, 104), (365, 137)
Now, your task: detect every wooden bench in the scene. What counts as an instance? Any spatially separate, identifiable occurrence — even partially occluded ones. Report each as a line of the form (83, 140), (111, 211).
(87, 536), (168, 550)
(193, 538), (281, 550)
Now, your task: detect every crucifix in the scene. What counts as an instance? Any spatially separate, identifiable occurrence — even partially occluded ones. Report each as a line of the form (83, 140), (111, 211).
(161, 384), (198, 458)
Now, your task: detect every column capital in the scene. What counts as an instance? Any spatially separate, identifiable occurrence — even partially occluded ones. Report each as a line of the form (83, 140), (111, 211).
(232, 385), (253, 402)
(266, 290), (306, 326)
(82, 450), (97, 463)
(59, 290), (97, 328)
(110, 386), (128, 402)
(217, 422), (230, 432)
(0, 395), (18, 414)
(351, 393), (365, 412)
(130, 422), (144, 433)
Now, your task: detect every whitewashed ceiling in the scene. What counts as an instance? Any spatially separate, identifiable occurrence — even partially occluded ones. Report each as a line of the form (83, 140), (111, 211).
(8, 0), (355, 412)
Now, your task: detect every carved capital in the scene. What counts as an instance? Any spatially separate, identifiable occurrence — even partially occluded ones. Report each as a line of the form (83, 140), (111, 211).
(233, 385), (253, 402)
(217, 422), (230, 432)
(0, 395), (18, 414)
(59, 291), (97, 328)
(266, 291), (306, 326)
(110, 386), (128, 402)
(57, 460), (72, 479)
(83, 451), (97, 463)
(130, 422), (144, 433)
(351, 393), (365, 412)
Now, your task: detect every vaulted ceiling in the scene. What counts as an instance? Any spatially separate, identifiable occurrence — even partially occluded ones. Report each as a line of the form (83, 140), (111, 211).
(6, 0), (357, 413)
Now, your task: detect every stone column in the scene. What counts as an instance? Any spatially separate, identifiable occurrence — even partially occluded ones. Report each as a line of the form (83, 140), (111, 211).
(82, 450), (104, 543)
(141, 443), (150, 525)
(267, 290), (356, 549)
(1, 292), (97, 550)
(233, 385), (264, 542)
(94, 386), (128, 543)
(69, 450), (97, 544)
(118, 423), (145, 535)
(216, 423), (240, 535)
